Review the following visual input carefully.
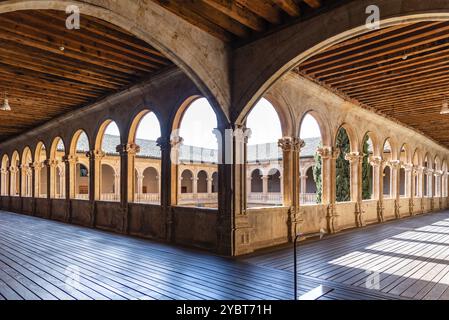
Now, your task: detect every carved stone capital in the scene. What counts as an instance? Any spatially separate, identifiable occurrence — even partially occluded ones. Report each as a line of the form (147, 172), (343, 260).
(388, 160), (401, 169)
(86, 150), (105, 160)
(344, 151), (363, 164)
(63, 155), (78, 164)
(434, 170), (443, 177)
(170, 135), (184, 149)
(116, 143), (140, 155)
(317, 146), (339, 160)
(156, 136), (171, 151)
(369, 156), (382, 167)
(403, 163), (413, 172)
(278, 137), (305, 152)
(233, 125), (252, 144)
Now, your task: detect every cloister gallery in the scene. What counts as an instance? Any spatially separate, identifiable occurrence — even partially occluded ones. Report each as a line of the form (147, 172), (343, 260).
(2, 0), (449, 301)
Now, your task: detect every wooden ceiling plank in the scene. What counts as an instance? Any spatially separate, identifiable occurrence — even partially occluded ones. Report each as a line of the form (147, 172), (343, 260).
(273, 0), (301, 17)
(20, 11), (170, 67)
(151, 0), (232, 41)
(236, 0), (282, 24)
(303, 0), (321, 9)
(201, 0), (266, 31)
(302, 23), (449, 75)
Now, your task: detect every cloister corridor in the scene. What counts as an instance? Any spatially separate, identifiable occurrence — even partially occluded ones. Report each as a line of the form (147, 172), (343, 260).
(2, 208), (449, 300)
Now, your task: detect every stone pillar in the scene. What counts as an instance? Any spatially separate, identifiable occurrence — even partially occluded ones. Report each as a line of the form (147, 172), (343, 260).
(116, 143), (140, 233)
(215, 125), (252, 256)
(317, 146), (340, 233)
(86, 150), (104, 226)
(157, 136), (173, 241)
(345, 152), (364, 227)
(207, 177), (213, 194)
(404, 164), (414, 215)
(43, 160), (52, 200)
(169, 135), (183, 206)
(261, 175), (268, 201)
(63, 155), (76, 222)
(435, 170), (443, 209)
(278, 137), (303, 239)
(136, 174), (144, 202)
(389, 160), (401, 219)
(369, 156), (383, 222)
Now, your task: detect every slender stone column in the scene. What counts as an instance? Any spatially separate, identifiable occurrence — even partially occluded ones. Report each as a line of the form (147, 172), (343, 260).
(261, 175), (268, 201)
(435, 170), (443, 209)
(207, 177), (213, 194)
(169, 135), (183, 206)
(317, 146), (340, 233)
(369, 156), (383, 222)
(63, 155), (76, 222)
(403, 164), (414, 215)
(278, 137), (304, 240)
(345, 152), (364, 227)
(116, 143), (140, 233)
(157, 136), (173, 241)
(136, 174), (144, 202)
(86, 150), (104, 226)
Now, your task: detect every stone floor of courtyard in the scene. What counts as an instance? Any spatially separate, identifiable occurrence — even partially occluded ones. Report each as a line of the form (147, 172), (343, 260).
(3, 209), (449, 300)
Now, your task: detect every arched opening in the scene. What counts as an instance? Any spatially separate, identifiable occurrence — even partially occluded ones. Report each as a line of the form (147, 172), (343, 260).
(434, 156), (442, 197)
(362, 134), (374, 201)
(35, 142), (47, 198)
(101, 164), (117, 201)
(382, 139), (392, 199)
(197, 170), (208, 193)
(335, 127), (351, 202)
(267, 168), (281, 193)
(423, 154), (431, 197)
(97, 121), (120, 202)
(399, 144), (408, 198)
(180, 170), (193, 197)
(246, 98), (283, 207)
(1, 155), (9, 196)
(443, 160), (448, 197)
(21, 148), (33, 197)
(9, 151), (20, 197)
(71, 131), (90, 200)
(413, 150), (420, 197)
(299, 113), (322, 205)
(176, 98), (218, 208)
(212, 172), (218, 193)
(50, 137), (66, 199)
(251, 169), (263, 193)
(129, 111), (161, 204)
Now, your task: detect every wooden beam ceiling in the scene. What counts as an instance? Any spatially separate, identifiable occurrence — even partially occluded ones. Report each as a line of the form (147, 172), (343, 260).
(0, 10), (172, 142)
(296, 21), (449, 148)
(152, 0), (338, 42)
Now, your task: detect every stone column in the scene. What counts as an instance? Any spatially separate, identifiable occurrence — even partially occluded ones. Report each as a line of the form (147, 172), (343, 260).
(404, 164), (413, 215)
(427, 168), (435, 211)
(169, 135), (183, 206)
(317, 146), (340, 233)
(261, 175), (268, 202)
(345, 152), (364, 227)
(215, 125), (252, 256)
(116, 143), (140, 233)
(207, 177), (213, 194)
(369, 156), (383, 222)
(157, 136), (173, 241)
(136, 174), (144, 202)
(278, 137), (303, 240)
(63, 155), (76, 222)
(389, 160), (401, 219)
(435, 170), (443, 209)
(86, 150), (104, 226)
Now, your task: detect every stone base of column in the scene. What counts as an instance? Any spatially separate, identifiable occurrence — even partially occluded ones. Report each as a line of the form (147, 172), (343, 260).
(287, 207), (304, 241)
(394, 200), (401, 219)
(326, 204), (339, 233)
(232, 215), (254, 256)
(355, 202), (365, 227)
(89, 201), (96, 227)
(409, 198), (415, 216)
(377, 200), (384, 222)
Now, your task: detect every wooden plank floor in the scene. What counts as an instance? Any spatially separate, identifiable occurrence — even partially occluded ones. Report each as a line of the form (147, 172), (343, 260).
(0, 210), (402, 300)
(244, 211), (449, 300)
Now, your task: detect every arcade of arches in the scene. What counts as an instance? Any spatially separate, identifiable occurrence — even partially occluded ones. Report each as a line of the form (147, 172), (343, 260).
(1, 1), (449, 258)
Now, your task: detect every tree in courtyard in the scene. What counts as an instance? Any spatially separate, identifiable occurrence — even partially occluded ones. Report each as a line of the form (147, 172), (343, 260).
(336, 128), (350, 202)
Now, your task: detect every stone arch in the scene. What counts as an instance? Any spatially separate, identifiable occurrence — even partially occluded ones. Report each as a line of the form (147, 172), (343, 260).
(180, 169), (193, 194)
(142, 167), (159, 194)
(34, 141), (48, 198)
(335, 124), (357, 152)
(127, 109), (162, 145)
(399, 143), (410, 164)
(50, 137), (66, 199)
(197, 170), (208, 193)
(21, 147), (33, 197)
(1, 154), (10, 196)
(250, 169), (263, 193)
(69, 130), (90, 200)
(101, 163), (117, 200)
(70, 129), (90, 155)
(267, 168), (281, 193)
(95, 119), (121, 151)
(298, 110), (331, 147)
(262, 92), (295, 137)
(233, 1), (449, 123)
(10, 151), (20, 196)
(361, 131), (380, 157)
